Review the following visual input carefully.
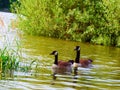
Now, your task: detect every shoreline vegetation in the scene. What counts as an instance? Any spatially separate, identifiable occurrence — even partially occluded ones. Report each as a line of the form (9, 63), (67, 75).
(1, 0), (120, 47)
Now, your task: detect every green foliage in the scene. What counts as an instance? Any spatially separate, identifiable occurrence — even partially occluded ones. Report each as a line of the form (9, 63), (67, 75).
(91, 35), (111, 46)
(10, 0), (20, 13)
(11, 0), (120, 47)
(116, 36), (120, 47)
(0, 47), (20, 77)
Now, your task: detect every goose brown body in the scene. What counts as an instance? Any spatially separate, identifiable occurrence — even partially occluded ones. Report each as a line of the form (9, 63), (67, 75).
(79, 59), (93, 68)
(50, 51), (73, 75)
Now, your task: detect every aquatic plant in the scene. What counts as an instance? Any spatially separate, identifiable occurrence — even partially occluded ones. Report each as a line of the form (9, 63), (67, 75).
(19, 59), (37, 72)
(0, 47), (20, 78)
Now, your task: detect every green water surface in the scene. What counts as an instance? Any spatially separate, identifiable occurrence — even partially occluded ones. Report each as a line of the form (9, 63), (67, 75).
(0, 35), (120, 90)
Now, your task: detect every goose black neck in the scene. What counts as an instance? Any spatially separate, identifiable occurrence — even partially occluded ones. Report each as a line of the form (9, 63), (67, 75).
(75, 50), (80, 63)
(54, 55), (58, 65)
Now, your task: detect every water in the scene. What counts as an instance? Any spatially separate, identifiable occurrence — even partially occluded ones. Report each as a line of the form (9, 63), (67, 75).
(1, 35), (119, 90)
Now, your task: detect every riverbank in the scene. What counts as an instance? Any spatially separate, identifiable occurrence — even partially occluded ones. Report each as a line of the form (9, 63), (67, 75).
(0, 11), (120, 48)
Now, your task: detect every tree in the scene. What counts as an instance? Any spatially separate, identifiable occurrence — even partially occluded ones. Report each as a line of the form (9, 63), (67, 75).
(12, 0), (120, 47)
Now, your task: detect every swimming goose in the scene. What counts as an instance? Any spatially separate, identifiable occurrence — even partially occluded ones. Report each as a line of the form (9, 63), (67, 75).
(73, 46), (93, 68)
(50, 51), (73, 75)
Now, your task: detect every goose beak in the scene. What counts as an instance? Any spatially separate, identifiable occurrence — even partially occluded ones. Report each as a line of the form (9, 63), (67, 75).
(50, 53), (53, 55)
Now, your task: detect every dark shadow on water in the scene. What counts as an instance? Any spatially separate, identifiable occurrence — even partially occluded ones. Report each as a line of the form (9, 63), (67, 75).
(73, 67), (78, 84)
(52, 73), (57, 80)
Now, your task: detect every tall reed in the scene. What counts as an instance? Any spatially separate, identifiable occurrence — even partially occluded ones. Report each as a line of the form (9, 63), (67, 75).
(0, 46), (20, 78)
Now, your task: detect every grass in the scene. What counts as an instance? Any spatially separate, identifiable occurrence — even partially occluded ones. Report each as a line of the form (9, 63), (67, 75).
(0, 47), (20, 78)
(0, 46), (40, 79)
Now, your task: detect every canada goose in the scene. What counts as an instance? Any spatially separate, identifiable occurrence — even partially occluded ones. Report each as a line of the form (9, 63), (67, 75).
(50, 51), (73, 75)
(73, 46), (93, 68)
